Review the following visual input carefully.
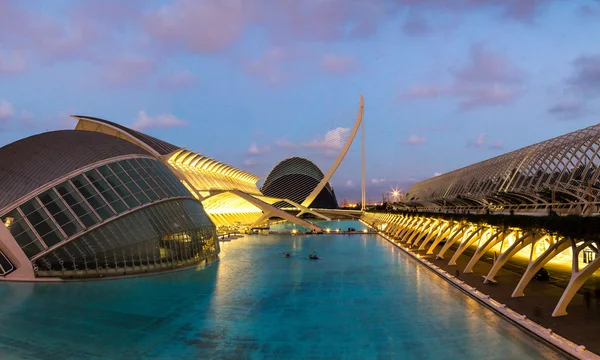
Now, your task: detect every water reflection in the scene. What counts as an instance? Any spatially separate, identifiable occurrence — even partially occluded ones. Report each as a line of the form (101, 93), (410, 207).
(0, 229), (564, 359)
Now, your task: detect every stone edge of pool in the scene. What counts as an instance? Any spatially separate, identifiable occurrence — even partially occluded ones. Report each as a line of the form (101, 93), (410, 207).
(358, 220), (600, 360)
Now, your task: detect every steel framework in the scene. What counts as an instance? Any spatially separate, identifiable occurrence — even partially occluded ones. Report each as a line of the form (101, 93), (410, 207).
(406, 122), (600, 215)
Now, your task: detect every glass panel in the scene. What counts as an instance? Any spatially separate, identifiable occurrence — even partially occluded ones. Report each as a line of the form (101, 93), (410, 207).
(133, 159), (168, 199)
(1, 209), (46, 258)
(98, 165), (140, 208)
(38, 189), (83, 237)
(122, 160), (159, 201)
(32, 199), (217, 278)
(85, 169), (128, 214)
(141, 159), (176, 197)
(109, 163), (150, 205)
(0, 250), (14, 275)
(19, 199), (65, 247)
(56, 181), (100, 228)
(71, 175), (115, 220)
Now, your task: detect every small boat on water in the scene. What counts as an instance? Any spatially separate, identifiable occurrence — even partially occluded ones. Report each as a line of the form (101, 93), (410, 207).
(308, 252), (320, 260)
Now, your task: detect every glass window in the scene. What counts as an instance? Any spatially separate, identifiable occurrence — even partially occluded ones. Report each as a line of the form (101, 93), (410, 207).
(38, 189), (83, 237)
(133, 159), (168, 199)
(0, 250), (14, 275)
(1, 210), (46, 258)
(109, 162), (150, 205)
(71, 175), (115, 220)
(122, 160), (159, 201)
(56, 181), (100, 228)
(19, 199), (65, 247)
(85, 169), (128, 214)
(141, 159), (176, 197)
(98, 165), (140, 209)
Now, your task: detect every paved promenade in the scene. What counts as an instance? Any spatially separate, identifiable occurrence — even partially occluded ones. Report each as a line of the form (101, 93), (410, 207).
(395, 237), (600, 356)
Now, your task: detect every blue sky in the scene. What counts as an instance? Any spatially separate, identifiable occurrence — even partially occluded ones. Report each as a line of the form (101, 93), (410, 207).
(1, 0), (599, 202)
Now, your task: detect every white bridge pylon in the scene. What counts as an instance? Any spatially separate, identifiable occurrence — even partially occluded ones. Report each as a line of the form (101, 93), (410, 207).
(301, 94), (366, 209)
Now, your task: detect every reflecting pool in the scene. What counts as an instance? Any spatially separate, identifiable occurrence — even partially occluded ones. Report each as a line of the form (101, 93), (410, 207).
(269, 219), (368, 232)
(0, 227), (564, 359)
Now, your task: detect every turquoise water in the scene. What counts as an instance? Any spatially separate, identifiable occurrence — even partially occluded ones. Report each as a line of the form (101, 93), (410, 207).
(269, 219), (368, 232)
(0, 230), (563, 359)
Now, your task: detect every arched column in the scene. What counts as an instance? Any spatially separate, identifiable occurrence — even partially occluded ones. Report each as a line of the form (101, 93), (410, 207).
(448, 226), (486, 266)
(414, 220), (442, 248)
(484, 232), (541, 283)
(407, 219), (430, 245)
(437, 226), (470, 259)
(419, 222), (449, 251)
(553, 239), (600, 316)
(427, 223), (465, 255)
(463, 229), (508, 273)
(512, 236), (570, 297)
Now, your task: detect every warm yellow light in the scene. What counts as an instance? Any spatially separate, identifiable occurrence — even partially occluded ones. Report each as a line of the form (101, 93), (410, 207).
(392, 191), (399, 197)
(3, 217), (13, 228)
(326, 228), (331, 233)
(292, 229), (297, 234)
(336, 229), (340, 233)
(362, 229), (368, 233)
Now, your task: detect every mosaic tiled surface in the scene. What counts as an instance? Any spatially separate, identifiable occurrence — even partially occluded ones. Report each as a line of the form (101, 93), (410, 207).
(0, 229), (563, 359)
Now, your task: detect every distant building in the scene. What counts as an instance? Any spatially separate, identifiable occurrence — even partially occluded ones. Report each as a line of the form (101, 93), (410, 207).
(261, 157), (339, 209)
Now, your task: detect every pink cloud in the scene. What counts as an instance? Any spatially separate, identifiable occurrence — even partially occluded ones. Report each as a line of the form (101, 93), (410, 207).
(143, 0), (249, 53)
(102, 57), (155, 87)
(247, 142), (271, 155)
(131, 111), (187, 131)
(0, 99), (15, 122)
(468, 133), (487, 147)
(0, 50), (27, 75)
(158, 69), (197, 89)
(275, 137), (297, 149)
(399, 43), (526, 110)
(454, 43), (525, 85)
(244, 47), (306, 85)
(490, 140), (504, 149)
(406, 135), (426, 145)
(244, 158), (258, 167)
(320, 53), (358, 75)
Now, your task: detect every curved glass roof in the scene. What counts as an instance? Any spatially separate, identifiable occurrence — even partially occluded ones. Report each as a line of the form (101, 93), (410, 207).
(0, 130), (150, 212)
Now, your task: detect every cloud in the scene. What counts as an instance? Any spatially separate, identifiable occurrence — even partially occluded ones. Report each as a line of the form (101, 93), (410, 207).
(567, 55), (600, 97)
(399, 43), (526, 111)
(244, 47), (303, 85)
(0, 99), (15, 122)
(320, 53), (358, 75)
(371, 178), (386, 184)
(468, 133), (487, 147)
(302, 127), (350, 150)
(158, 69), (197, 89)
(548, 100), (586, 119)
(0, 50), (27, 75)
(433, 172), (442, 177)
(490, 140), (504, 149)
(131, 111), (188, 131)
(102, 57), (155, 87)
(345, 180), (354, 188)
(247, 142), (271, 155)
(275, 137), (297, 149)
(244, 158), (257, 167)
(402, 11), (432, 36)
(406, 135), (426, 145)
(143, 0), (249, 53)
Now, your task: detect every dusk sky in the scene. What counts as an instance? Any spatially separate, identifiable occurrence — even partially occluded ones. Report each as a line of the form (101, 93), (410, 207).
(1, 0), (599, 202)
